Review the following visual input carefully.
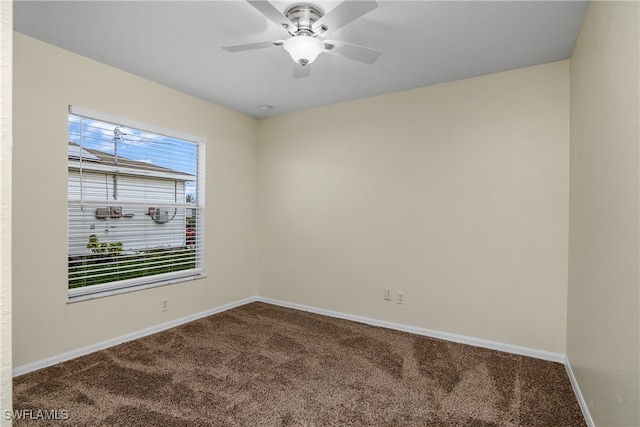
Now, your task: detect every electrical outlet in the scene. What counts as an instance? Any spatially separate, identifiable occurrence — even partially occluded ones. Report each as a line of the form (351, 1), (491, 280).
(161, 298), (169, 312)
(397, 291), (406, 305)
(384, 288), (392, 301)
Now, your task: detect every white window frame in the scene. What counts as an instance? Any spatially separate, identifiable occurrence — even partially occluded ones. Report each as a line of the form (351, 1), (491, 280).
(67, 105), (206, 302)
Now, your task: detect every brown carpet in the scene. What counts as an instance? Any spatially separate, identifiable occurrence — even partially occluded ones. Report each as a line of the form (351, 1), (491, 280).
(13, 302), (585, 426)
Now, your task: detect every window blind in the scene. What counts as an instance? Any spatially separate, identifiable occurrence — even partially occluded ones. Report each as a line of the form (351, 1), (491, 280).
(67, 106), (205, 299)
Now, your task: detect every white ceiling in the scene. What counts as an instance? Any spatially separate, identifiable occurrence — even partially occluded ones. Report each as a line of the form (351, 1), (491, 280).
(14, 1), (589, 119)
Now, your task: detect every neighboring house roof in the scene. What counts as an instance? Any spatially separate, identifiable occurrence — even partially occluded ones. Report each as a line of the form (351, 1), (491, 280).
(68, 142), (194, 181)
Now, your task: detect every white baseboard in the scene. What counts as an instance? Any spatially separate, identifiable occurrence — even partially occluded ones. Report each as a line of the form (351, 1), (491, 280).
(13, 295), (566, 371)
(12, 296), (258, 377)
(256, 296), (566, 363)
(14, 295), (566, 377)
(564, 356), (594, 427)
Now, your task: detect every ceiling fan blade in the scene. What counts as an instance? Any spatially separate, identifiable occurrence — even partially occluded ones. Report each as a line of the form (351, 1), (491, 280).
(247, 1), (297, 35)
(323, 40), (381, 64)
(313, 0), (378, 33)
(222, 40), (283, 52)
(293, 64), (311, 79)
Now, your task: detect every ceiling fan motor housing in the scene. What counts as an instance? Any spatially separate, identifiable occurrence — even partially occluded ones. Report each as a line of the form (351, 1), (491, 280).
(285, 4), (324, 34)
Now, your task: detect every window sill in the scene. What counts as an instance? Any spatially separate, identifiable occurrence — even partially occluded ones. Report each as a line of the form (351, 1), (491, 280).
(67, 272), (206, 303)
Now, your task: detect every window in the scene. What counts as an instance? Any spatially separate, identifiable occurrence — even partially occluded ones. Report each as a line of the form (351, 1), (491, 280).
(67, 106), (205, 301)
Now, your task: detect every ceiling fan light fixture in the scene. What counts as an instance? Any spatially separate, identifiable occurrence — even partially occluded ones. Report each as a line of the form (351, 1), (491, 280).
(283, 35), (323, 66)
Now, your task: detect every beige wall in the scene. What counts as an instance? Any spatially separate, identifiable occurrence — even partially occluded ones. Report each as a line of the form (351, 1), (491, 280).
(258, 61), (570, 353)
(12, 34), (573, 370)
(568, 1), (640, 425)
(12, 33), (259, 367)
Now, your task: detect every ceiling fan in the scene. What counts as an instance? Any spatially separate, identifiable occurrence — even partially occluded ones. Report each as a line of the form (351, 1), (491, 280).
(222, 0), (381, 78)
